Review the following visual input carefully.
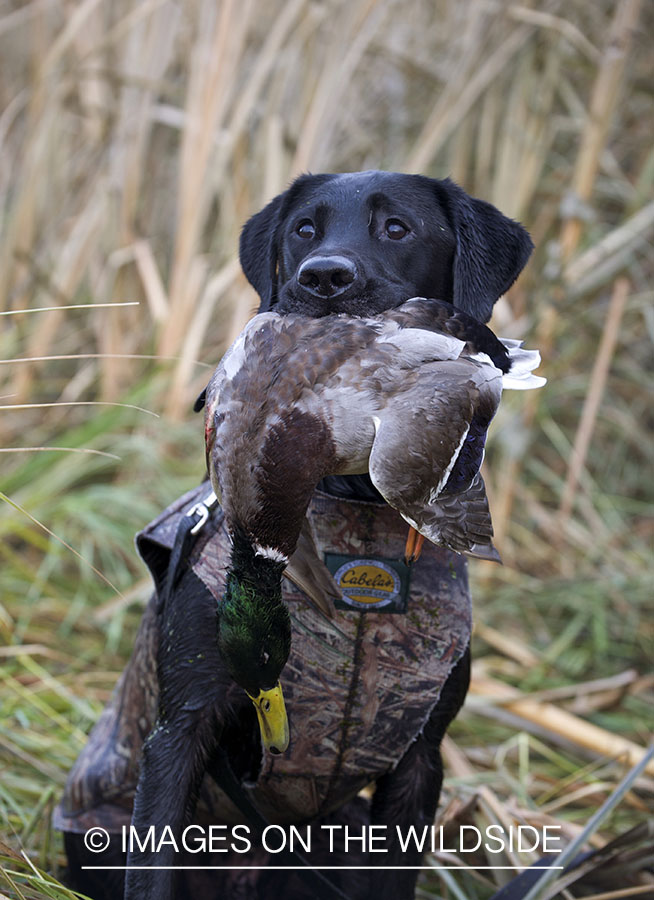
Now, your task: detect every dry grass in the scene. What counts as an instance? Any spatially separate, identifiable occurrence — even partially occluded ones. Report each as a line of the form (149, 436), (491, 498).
(1, 1), (653, 897)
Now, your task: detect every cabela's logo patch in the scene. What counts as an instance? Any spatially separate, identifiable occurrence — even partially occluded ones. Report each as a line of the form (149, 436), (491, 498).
(324, 553), (410, 613)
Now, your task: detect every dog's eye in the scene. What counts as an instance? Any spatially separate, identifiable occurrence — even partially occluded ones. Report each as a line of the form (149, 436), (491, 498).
(296, 220), (315, 240)
(385, 218), (409, 240)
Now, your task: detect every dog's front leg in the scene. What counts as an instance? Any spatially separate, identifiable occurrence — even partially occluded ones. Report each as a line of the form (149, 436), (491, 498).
(124, 567), (226, 900)
(368, 648), (470, 899)
(124, 711), (219, 900)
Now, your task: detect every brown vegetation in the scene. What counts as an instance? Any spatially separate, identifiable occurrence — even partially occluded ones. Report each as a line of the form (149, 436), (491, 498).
(1, 1), (652, 897)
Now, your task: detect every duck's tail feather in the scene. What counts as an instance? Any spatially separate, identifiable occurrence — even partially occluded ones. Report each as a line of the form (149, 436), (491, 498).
(403, 473), (501, 563)
(501, 339), (547, 390)
(468, 542), (502, 563)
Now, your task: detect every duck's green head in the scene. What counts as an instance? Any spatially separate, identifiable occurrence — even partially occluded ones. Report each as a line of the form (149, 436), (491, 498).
(218, 530), (291, 754)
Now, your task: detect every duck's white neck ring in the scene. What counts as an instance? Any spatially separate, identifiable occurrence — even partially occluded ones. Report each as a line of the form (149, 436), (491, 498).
(253, 543), (289, 564)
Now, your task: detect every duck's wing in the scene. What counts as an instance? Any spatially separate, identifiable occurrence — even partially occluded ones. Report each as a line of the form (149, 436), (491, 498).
(383, 297), (511, 373)
(368, 361), (501, 560)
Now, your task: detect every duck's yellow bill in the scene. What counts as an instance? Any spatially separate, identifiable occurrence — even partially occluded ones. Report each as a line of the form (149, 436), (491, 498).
(247, 682), (289, 755)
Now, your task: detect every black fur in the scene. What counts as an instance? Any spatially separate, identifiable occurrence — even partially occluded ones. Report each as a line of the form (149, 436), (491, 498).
(65, 171), (531, 900)
(240, 170), (532, 323)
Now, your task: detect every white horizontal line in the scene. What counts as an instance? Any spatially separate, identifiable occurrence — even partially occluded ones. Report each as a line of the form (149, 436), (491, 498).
(82, 865), (564, 871)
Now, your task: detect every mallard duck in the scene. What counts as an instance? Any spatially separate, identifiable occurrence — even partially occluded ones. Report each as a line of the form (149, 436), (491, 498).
(200, 297), (545, 753)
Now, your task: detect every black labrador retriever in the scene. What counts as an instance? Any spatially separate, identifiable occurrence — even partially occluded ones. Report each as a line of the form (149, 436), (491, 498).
(62, 171), (532, 900)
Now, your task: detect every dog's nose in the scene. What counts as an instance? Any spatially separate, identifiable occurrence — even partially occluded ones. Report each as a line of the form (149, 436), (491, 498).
(297, 255), (357, 298)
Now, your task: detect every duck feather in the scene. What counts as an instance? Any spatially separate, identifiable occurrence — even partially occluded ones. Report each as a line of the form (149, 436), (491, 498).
(204, 298), (545, 565)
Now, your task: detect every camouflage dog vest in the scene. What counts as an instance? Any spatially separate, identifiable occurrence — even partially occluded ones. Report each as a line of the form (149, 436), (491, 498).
(55, 485), (471, 832)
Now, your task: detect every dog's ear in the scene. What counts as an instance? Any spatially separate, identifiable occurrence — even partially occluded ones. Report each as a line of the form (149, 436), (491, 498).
(437, 179), (534, 322)
(239, 174), (334, 312)
(239, 192), (286, 313)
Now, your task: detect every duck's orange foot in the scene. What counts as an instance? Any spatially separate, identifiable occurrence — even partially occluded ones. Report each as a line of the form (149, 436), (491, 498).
(404, 526), (425, 565)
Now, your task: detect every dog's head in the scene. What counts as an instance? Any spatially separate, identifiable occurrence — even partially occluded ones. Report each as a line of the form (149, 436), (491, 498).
(239, 170), (533, 323)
